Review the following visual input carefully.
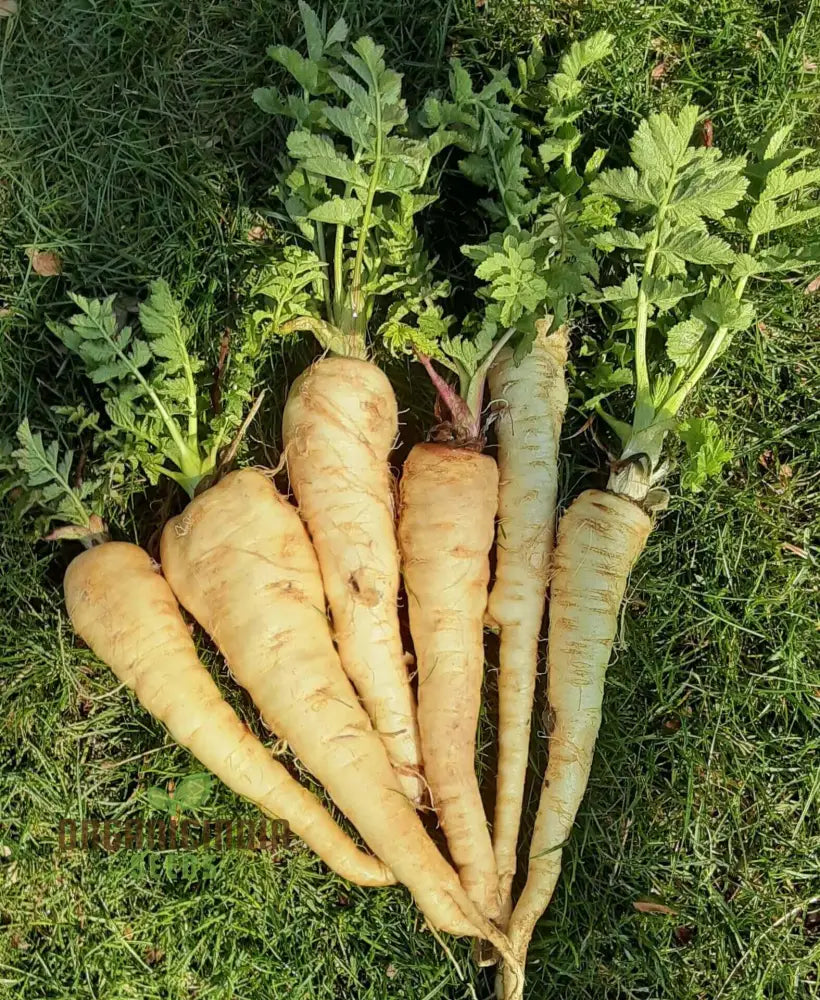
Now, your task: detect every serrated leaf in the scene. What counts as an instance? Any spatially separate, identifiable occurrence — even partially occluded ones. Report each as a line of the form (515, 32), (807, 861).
(380, 158), (419, 193)
(584, 147), (607, 179)
(592, 167), (657, 210)
(760, 166), (820, 202)
(539, 125), (580, 166)
(298, 0), (324, 63)
(592, 228), (649, 252)
(12, 420), (92, 528)
(307, 196), (363, 225)
(630, 106), (700, 181)
(761, 125), (793, 160)
(268, 45), (319, 94)
(252, 87), (287, 116)
(694, 283), (755, 331)
(460, 153), (495, 189)
(750, 199), (820, 234)
(748, 199), (777, 234)
(548, 30), (613, 103)
(584, 273), (640, 303)
(679, 417), (733, 492)
(325, 16), (348, 48)
(731, 243), (820, 280)
(328, 70), (374, 119)
(344, 36), (384, 88)
(451, 60), (473, 103)
(729, 253), (761, 280)
(666, 318), (707, 367)
(139, 279), (190, 370)
(286, 130), (368, 188)
(324, 105), (373, 148)
(660, 228), (735, 265)
(669, 151), (748, 223)
(645, 276), (699, 311)
(586, 360), (633, 394)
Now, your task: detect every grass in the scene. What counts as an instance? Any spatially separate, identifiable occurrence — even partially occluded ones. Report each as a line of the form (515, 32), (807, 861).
(1, 0), (819, 998)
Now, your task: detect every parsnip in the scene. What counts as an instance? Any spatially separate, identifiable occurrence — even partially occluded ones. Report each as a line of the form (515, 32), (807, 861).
(64, 541), (395, 887)
(283, 357), (423, 802)
(160, 467), (517, 961)
(251, 12), (469, 802)
(487, 324), (569, 923)
(502, 490), (650, 998)
(399, 442), (500, 920)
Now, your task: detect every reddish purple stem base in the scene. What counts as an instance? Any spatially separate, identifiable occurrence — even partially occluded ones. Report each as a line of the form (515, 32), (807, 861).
(417, 353), (481, 442)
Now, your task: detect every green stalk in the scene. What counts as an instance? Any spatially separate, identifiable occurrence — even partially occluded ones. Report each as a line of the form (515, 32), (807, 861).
(315, 221), (333, 317)
(333, 222), (345, 315)
(465, 326), (517, 421)
(349, 86), (384, 345)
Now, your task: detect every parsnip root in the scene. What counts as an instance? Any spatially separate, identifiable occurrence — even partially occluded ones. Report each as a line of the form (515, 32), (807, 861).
(283, 357), (424, 803)
(161, 468), (507, 942)
(487, 324), (569, 925)
(65, 541), (394, 887)
(502, 489), (651, 998)
(399, 442), (501, 921)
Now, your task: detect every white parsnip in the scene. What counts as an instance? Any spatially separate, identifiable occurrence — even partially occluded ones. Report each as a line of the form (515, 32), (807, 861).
(502, 490), (651, 998)
(487, 323), (569, 924)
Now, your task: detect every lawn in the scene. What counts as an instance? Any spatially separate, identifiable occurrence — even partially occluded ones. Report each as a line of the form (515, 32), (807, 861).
(0, 1), (819, 998)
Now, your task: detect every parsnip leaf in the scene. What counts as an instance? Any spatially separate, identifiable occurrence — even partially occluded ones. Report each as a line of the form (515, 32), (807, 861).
(666, 318), (707, 368)
(12, 419), (103, 529)
(252, 4), (452, 356)
(581, 103), (819, 501)
(679, 417), (733, 492)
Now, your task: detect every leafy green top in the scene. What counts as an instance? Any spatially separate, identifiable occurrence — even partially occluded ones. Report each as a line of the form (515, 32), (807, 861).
(44, 282), (249, 499)
(9, 419), (109, 542)
(382, 33), (613, 444)
(584, 108), (820, 499)
(251, 2), (454, 358)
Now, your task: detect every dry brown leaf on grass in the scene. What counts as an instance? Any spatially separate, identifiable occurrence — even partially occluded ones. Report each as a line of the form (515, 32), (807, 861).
(0, 0), (18, 17)
(633, 898), (677, 916)
(781, 542), (808, 559)
(26, 248), (62, 277)
(805, 274), (820, 294)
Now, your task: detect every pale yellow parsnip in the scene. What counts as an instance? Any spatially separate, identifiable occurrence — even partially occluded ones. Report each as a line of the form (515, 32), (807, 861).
(160, 468), (513, 948)
(64, 541), (394, 887)
(283, 357), (424, 803)
(502, 489), (651, 999)
(487, 324), (569, 925)
(399, 442), (501, 921)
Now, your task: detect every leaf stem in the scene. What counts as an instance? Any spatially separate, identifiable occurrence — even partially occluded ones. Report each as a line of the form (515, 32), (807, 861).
(633, 207), (670, 426)
(350, 78), (384, 342)
(333, 222), (345, 314)
(315, 221), (333, 317)
(280, 315), (345, 353)
(466, 325), (517, 419)
(662, 235), (758, 416)
(417, 352), (478, 438)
